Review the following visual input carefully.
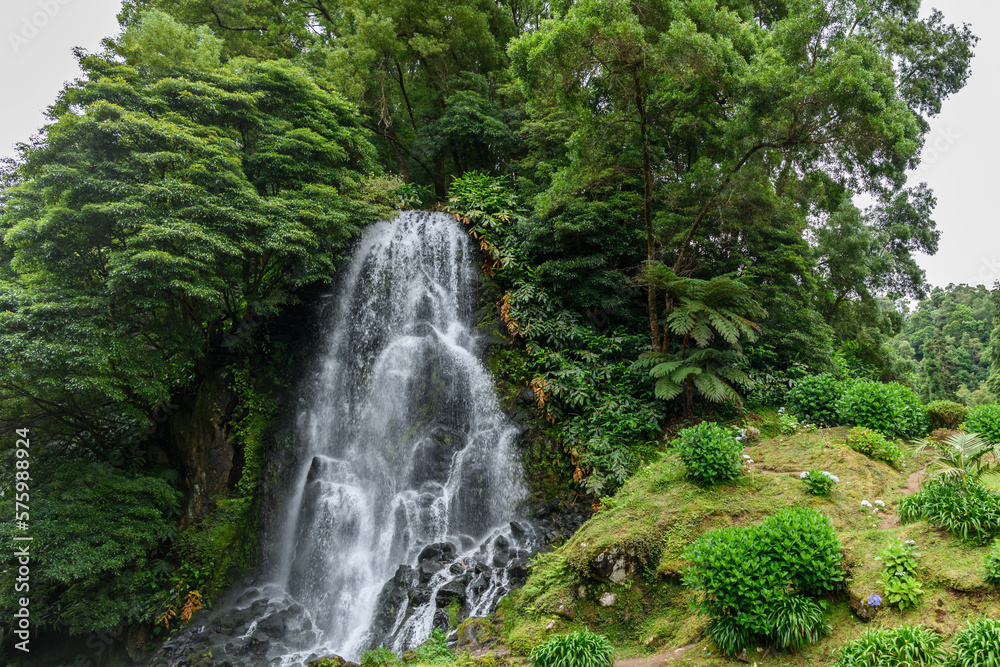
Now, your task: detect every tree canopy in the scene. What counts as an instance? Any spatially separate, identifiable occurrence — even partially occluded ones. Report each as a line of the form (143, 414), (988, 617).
(0, 22), (387, 449)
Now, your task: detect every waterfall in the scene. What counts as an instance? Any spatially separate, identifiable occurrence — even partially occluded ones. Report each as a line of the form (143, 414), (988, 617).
(266, 211), (526, 661)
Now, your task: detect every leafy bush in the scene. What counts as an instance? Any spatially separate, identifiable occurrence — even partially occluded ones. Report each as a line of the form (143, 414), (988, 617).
(964, 402), (1000, 444)
(778, 408), (801, 435)
(787, 374), (843, 426)
(846, 427), (904, 468)
(800, 470), (839, 495)
(949, 617), (1000, 667)
(751, 507), (845, 596)
(672, 421), (744, 486)
(984, 540), (1000, 585)
(360, 646), (400, 667)
(836, 380), (928, 438)
(683, 507), (843, 656)
(406, 628), (453, 664)
(832, 625), (945, 667)
(925, 400), (967, 430)
(529, 630), (615, 667)
(883, 582), (918, 619)
(899, 480), (1000, 545)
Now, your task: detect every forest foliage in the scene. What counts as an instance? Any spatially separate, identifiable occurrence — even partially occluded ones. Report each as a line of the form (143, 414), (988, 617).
(0, 0), (996, 651)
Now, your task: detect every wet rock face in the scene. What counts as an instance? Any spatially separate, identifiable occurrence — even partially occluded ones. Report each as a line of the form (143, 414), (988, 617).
(362, 502), (592, 654)
(409, 428), (467, 488)
(456, 618), (496, 650)
(170, 370), (236, 530)
(148, 588), (321, 667)
(368, 565), (416, 644)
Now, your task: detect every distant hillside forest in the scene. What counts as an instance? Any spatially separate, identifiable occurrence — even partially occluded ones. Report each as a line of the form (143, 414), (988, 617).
(2, 0), (998, 655)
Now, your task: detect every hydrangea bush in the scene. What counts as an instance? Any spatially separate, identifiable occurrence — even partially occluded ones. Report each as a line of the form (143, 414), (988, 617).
(965, 403), (1000, 444)
(846, 427), (904, 468)
(800, 470), (839, 495)
(787, 373), (843, 426)
(683, 507), (842, 656)
(836, 380), (927, 439)
(673, 422), (744, 486)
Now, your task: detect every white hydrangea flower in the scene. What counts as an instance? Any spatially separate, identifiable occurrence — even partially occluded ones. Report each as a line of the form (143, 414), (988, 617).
(860, 500), (872, 508)
(874, 500), (885, 507)
(800, 471), (809, 479)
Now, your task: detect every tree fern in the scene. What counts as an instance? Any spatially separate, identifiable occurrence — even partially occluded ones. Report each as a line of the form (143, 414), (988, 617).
(634, 269), (765, 415)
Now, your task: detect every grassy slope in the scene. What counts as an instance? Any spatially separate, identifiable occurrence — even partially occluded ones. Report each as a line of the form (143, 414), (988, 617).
(497, 425), (1000, 665)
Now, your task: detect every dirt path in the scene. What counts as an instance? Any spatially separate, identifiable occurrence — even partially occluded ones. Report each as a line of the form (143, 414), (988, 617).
(616, 644), (699, 667)
(879, 465), (926, 529)
(899, 466), (927, 495)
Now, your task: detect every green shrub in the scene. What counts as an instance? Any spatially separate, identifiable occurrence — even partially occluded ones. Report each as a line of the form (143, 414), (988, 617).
(683, 507), (843, 656)
(925, 400), (968, 430)
(832, 625), (945, 667)
(406, 628), (453, 664)
(752, 507), (845, 596)
(985, 540), (1000, 585)
(899, 480), (1000, 545)
(948, 617), (1000, 667)
(778, 408), (801, 435)
(673, 421), (744, 486)
(879, 538), (924, 610)
(837, 380), (928, 439)
(800, 469), (839, 495)
(0, 459), (180, 635)
(787, 374), (843, 426)
(529, 631), (615, 667)
(846, 427), (904, 468)
(965, 403), (1000, 444)
(360, 646), (400, 667)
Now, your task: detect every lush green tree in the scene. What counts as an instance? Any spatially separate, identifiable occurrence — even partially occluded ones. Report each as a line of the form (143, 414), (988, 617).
(0, 29), (385, 449)
(988, 284), (1000, 397)
(510, 0), (974, 363)
(895, 284), (996, 403)
(123, 0), (521, 193)
(0, 460), (180, 635)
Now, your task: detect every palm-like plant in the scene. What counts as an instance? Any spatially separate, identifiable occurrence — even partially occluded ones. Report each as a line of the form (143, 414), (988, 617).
(635, 267), (766, 415)
(912, 432), (1000, 490)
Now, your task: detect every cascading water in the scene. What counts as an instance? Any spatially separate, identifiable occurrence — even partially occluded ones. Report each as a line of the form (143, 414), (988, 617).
(232, 211), (529, 664)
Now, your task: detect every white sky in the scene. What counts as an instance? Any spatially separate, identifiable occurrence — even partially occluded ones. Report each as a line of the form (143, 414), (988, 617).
(0, 0), (996, 291)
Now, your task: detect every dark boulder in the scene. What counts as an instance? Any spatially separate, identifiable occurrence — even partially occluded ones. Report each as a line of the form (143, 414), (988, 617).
(417, 542), (457, 564)
(418, 560), (445, 583)
(435, 580), (467, 608)
(368, 565), (416, 646)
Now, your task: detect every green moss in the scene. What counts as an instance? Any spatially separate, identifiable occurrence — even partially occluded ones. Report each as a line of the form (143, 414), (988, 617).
(171, 495), (258, 599)
(447, 597), (462, 628)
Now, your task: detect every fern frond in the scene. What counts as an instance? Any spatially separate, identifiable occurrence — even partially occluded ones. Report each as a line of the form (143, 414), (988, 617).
(694, 373), (735, 403)
(654, 377), (684, 400)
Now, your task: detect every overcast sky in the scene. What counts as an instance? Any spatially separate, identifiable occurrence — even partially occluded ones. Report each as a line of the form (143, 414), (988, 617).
(1, 0), (997, 291)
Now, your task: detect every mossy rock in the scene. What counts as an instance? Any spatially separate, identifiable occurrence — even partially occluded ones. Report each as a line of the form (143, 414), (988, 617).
(457, 617), (498, 649)
(308, 655), (359, 667)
